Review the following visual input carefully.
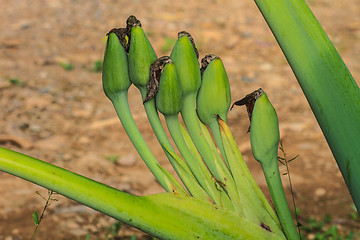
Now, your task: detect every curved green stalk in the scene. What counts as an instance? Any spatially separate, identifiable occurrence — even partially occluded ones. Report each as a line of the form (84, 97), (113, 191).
(162, 146), (212, 201)
(165, 114), (234, 209)
(254, 0), (360, 210)
(111, 91), (186, 194)
(179, 123), (235, 211)
(139, 87), (181, 160)
(219, 118), (284, 237)
(0, 147), (285, 240)
(138, 86), (202, 196)
(181, 95), (223, 180)
(181, 95), (245, 215)
(102, 30), (185, 194)
(165, 115), (209, 186)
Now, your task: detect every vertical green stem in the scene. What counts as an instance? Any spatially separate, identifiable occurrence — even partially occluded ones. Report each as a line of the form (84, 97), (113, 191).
(111, 91), (184, 193)
(180, 95), (221, 179)
(261, 158), (299, 240)
(254, 0), (360, 210)
(181, 94), (246, 214)
(165, 114), (209, 184)
(138, 86), (198, 193)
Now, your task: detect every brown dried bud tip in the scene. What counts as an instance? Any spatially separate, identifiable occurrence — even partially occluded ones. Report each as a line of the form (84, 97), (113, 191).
(124, 15), (142, 52)
(178, 31), (199, 59)
(107, 28), (128, 51)
(231, 88), (263, 132)
(144, 56), (173, 103)
(126, 15), (141, 30)
(200, 54), (219, 75)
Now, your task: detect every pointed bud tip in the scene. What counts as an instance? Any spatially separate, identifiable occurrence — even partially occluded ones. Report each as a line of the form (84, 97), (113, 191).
(107, 28), (128, 50)
(197, 56), (231, 125)
(126, 15), (141, 28)
(177, 31), (199, 59)
(144, 56), (173, 103)
(200, 54), (219, 75)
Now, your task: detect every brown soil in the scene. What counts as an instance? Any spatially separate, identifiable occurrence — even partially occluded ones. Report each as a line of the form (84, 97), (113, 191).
(1, 0), (359, 239)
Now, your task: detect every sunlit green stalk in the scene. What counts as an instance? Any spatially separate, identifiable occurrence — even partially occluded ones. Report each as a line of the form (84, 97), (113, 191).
(179, 123), (236, 210)
(219, 118), (284, 237)
(181, 95), (222, 179)
(111, 91), (186, 194)
(165, 114), (234, 209)
(181, 95), (245, 215)
(254, 0), (360, 211)
(0, 147), (284, 240)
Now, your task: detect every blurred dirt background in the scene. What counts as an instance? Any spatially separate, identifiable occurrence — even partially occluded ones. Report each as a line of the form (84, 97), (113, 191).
(0, 0), (359, 239)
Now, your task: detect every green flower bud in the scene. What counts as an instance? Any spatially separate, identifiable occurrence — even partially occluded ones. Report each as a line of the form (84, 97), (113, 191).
(170, 32), (201, 96)
(197, 55), (231, 125)
(250, 91), (280, 166)
(128, 25), (157, 88)
(156, 61), (183, 115)
(102, 31), (131, 100)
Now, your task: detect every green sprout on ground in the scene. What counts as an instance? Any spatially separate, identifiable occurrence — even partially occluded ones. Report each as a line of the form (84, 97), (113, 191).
(104, 154), (119, 164)
(9, 78), (24, 87)
(91, 60), (103, 73)
(59, 62), (74, 71)
(300, 214), (359, 240)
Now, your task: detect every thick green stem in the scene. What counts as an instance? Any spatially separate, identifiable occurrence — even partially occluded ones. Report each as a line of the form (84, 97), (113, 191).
(0, 147), (284, 240)
(254, 0), (360, 210)
(262, 158), (299, 240)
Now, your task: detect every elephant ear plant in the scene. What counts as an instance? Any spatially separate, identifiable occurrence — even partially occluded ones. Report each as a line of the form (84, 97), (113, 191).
(0, 0), (358, 239)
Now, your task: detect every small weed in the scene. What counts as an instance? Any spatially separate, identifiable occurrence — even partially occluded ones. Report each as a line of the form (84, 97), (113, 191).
(278, 142), (302, 232)
(104, 155), (119, 163)
(300, 214), (360, 240)
(59, 62), (74, 70)
(85, 221), (123, 240)
(106, 221), (122, 239)
(91, 60), (103, 72)
(9, 78), (24, 87)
